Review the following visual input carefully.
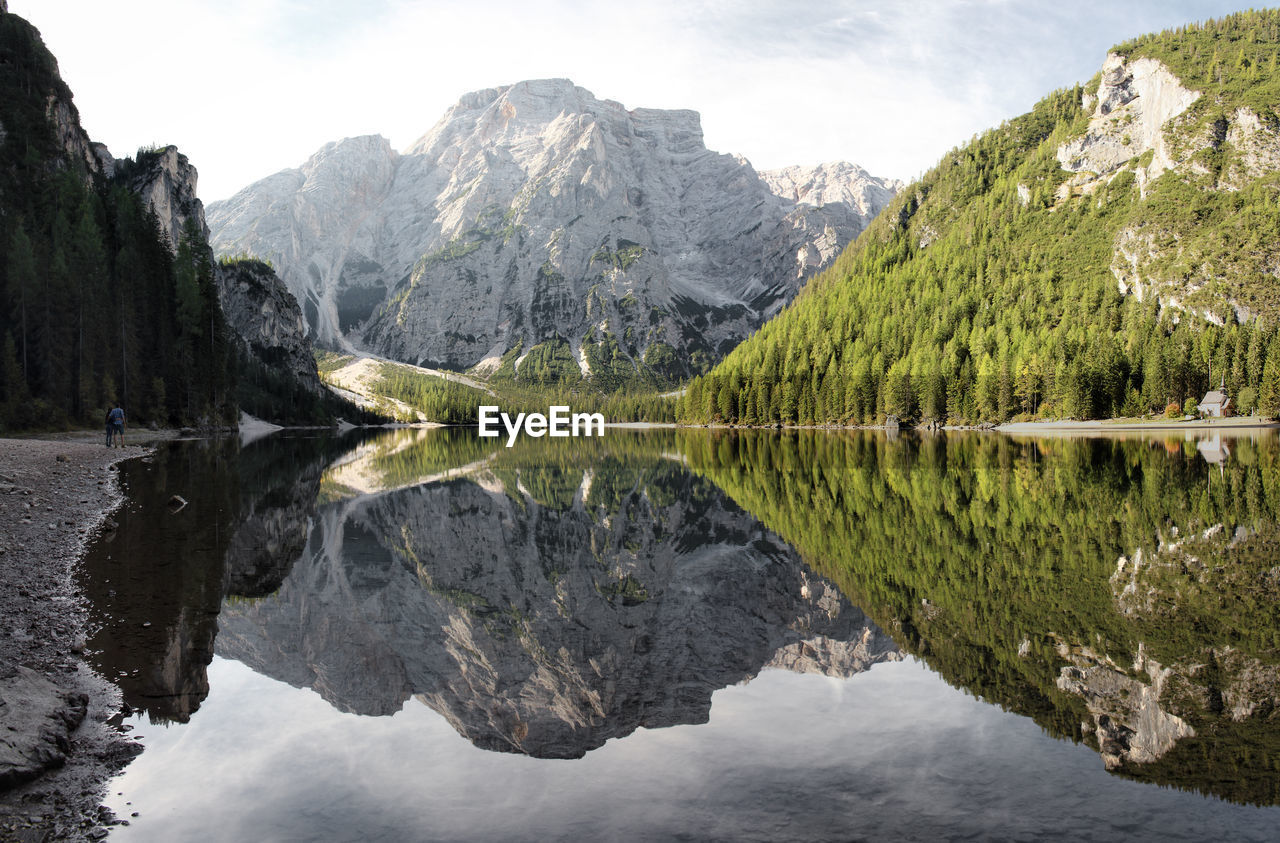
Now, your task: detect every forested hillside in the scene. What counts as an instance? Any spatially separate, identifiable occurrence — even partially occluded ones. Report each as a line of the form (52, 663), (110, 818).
(0, 12), (233, 430)
(680, 11), (1280, 426)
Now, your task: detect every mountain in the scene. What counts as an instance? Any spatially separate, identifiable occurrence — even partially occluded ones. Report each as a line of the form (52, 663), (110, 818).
(121, 144), (206, 250)
(207, 79), (900, 385)
(680, 11), (1280, 426)
(120, 150), (375, 425)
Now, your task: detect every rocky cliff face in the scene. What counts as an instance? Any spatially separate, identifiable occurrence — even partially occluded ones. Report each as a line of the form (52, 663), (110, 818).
(1056, 645), (1196, 770)
(207, 79), (900, 379)
(0, 3), (101, 185)
(760, 161), (899, 216)
(1057, 52), (1280, 323)
(214, 260), (323, 396)
(45, 95), (101, 180)
(115, 144), (324, 405)
(216, 458), (901, 757)
(1057, 54), (1201, 195)
(124, 145), (207, 250)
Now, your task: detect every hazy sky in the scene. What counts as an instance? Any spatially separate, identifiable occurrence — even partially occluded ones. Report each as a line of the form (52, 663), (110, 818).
(10, 0), (1269, 202)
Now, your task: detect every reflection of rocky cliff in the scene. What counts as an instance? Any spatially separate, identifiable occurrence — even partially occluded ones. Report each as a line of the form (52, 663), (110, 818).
(1078, 523), (1280, 797)
(80, 433), (360, 722)
(216, 458), (899, 758)
(219, 433), (356, 599)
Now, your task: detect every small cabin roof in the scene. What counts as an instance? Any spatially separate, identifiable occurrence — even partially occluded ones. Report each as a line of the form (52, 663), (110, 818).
(1198, 390), (1229, 406)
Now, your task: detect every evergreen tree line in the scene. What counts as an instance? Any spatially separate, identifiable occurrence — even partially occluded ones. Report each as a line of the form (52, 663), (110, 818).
(1, 169), (235, 431)
(679, 307), (1280, 426)
(379, 364), (679, 425)
(235, 342), (384, 427)
(318, 354), (677, 425)
(373, 364), (490, 424)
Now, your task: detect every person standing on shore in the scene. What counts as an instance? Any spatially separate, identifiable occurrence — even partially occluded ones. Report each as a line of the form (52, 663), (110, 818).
(107, 404), (126, 448)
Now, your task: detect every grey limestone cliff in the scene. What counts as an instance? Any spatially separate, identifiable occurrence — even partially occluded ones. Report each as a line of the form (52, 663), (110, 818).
(125, 145), (207, 251)
(208, 79), (901, 379)
(215, 260), (324, 396)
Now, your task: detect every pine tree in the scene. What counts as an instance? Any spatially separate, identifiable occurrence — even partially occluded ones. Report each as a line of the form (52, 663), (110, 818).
(997, 353), (1015, 419)
(5, 224), (35, 387)
(881, 364), (909, 419)
(1, 332), (29, 420)
(68, 196), (106, 417)
(1258, 335), (1280, 418)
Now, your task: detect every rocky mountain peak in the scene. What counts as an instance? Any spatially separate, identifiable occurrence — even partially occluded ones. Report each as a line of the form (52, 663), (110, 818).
(209, 79), (900, 379)
(761, 162), (905, 217)
(405, 78), (703, 164)
(304, 134), (396, 173)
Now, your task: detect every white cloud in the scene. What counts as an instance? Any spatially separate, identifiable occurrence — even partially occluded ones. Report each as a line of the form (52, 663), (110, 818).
(9, 0), (1264, 201)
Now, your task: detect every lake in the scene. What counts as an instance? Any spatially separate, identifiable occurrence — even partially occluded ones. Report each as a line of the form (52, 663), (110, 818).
(79, 427), (1280, 841)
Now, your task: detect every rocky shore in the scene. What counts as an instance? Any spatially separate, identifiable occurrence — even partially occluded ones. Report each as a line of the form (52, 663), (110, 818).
(0, 438), (150, 841)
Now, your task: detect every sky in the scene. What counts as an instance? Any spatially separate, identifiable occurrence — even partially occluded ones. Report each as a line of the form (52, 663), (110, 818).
(9, 0), (1272, 202)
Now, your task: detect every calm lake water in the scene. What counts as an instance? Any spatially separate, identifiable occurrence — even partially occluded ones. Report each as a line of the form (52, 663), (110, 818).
(79, 427), (1280, 841)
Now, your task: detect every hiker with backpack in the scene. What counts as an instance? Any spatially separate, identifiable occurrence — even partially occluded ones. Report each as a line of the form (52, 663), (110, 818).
(107, 405), (126, 447)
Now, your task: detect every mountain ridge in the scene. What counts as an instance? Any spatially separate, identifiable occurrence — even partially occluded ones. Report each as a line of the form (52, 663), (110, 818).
(208, 78), (901, 385)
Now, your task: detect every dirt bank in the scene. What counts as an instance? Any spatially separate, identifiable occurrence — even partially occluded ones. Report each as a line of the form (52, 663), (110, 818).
(0, 438), (152, 841)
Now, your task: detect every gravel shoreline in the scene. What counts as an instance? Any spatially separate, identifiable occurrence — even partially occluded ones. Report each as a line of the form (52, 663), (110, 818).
(0, 438), (154, 841)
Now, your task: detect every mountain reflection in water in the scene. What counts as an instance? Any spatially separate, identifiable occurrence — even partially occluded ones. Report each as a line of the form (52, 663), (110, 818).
(81, 427), (1280, 814)
(217, 429), (899, 757)
(82, 429), (899, 756)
